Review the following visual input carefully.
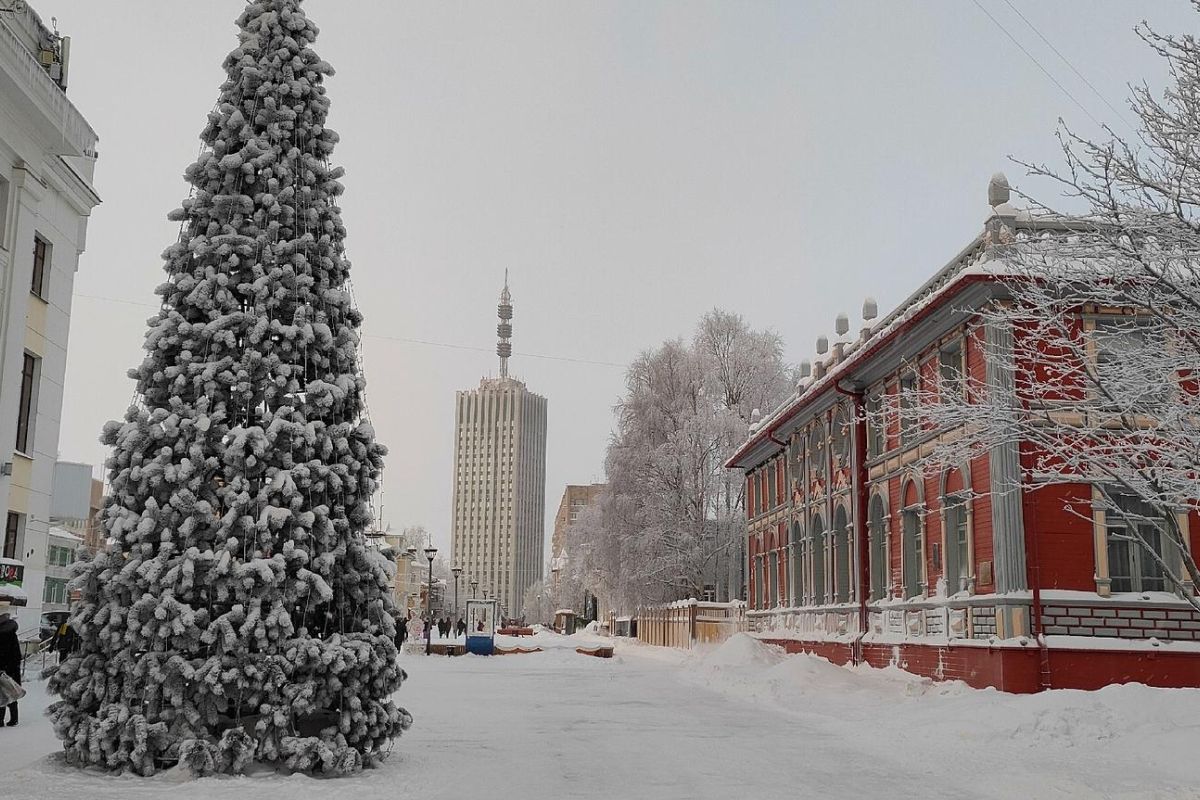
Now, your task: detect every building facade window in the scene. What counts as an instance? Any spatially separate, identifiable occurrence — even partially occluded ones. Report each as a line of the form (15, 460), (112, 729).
(768, 550), (779, 608)
(808, 425), (825, 484)
(943, 494), (969, 593)
(833, 504), (851, 603)
(868, 494), (887, 600)
(48, 544), (73, 567)
(43, 577), (67, 605)
(1092, 317), (1167, 409)
(31, 234), (50, 298)
(866, 392), (885, 458)
(3, 513), (19, 560)
(939, 340), (964, 400)
(15, 352), (38, 453)
(754, 554), (765, 610)
(899, 373), (918, 446)
(1106, 492), (1168, 593)
(810, 513), (826, 604)
(790, 521), (804, 604)
(767, 460), (777, 509)
(902, 504), (924, 598)
(831, 404), (850, 469)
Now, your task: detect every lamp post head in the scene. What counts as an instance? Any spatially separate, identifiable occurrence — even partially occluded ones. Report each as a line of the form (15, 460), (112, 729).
(424, 546), (438, 563)
(452, 566), (462, 578)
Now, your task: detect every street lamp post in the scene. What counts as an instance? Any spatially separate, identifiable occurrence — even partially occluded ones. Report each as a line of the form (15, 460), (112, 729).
(403, 547), (416, 614)
(470, 579), (478, 599)
(424, 546), (437, 655)
(452, 566), (462, 624)
(551, 566), (561, 614)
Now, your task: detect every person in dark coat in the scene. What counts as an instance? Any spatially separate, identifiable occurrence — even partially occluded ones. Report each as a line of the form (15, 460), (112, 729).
(457, 617), (466, 637)
(0, 606), (21, 726)
(54, 621), (79, 660)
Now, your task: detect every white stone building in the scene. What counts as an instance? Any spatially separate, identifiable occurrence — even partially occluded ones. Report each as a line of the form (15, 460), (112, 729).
(0, 4), (99, 628)
(450, 278), (547, 619)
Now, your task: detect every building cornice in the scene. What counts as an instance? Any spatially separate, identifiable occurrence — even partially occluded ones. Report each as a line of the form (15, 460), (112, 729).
(0, 14), (97, 159)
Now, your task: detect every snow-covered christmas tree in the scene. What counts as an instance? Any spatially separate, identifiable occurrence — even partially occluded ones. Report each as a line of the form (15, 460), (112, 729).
(47, 0), (410, 776)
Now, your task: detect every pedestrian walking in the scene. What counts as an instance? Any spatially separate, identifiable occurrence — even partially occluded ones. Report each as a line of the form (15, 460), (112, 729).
(0, 602), (23, 726)
(457, 617), (466, 637)
(54, 620), (79, 661)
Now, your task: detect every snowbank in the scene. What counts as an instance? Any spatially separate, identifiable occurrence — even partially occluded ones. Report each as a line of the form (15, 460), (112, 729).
(614, 632), (1200, 796)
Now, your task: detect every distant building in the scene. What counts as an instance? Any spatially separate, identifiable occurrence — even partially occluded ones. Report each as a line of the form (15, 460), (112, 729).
(551, 483), (605, 561)
(449, 276), (548, 619)
(51, 460), (103, 552)
(42, 524), (80, 614)
(0, 5), (100, 626)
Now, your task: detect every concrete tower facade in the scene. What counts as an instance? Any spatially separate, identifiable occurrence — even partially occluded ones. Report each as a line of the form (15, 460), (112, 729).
(450, 276), (547, 618)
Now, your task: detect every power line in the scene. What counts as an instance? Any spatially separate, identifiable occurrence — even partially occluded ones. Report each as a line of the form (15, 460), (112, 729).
(73, 291), (627, 369)
(999, 0), (1136, 132)
(969, 0), (1104, 129)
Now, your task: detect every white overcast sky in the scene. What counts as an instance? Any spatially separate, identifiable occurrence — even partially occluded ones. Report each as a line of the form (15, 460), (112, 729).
(47, 0), (1194, 556)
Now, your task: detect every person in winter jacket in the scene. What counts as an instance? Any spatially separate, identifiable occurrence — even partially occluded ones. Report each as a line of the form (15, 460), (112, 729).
(0, 605), (21, 726)
(457, 618), (466, 637)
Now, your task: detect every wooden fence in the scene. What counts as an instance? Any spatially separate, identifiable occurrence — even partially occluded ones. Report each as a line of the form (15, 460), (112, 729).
(630, 600), (747, 649)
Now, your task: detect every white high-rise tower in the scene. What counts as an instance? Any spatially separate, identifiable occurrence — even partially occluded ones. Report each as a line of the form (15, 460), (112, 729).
(449, 275), (547, 618)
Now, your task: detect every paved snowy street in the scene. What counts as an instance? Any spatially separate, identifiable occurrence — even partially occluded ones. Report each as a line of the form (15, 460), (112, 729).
(3, 634), (1200, 800)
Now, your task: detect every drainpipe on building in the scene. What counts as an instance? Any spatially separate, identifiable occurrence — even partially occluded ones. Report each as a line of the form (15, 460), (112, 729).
(837, 382), (870, 666)
(1024, 495), (1052, 690)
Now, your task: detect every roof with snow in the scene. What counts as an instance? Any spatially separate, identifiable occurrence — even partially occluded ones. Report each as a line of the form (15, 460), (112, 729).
(726, 183), (1079, 471)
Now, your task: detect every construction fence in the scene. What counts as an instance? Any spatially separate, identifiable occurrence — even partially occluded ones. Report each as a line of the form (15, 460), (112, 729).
(622, 600), (747, 650)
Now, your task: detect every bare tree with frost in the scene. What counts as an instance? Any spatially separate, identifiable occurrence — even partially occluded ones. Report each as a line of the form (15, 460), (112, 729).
(567, 311), (790, 612)
(872, 11), (1200, 610)
(47, 0), (410, 775)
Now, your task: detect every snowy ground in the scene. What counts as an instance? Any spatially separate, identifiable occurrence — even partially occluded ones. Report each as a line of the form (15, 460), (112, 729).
(2, 633), (1199, 799)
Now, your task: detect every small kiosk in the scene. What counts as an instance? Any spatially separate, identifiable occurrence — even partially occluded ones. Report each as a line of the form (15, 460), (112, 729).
(465, 599), (499, 655)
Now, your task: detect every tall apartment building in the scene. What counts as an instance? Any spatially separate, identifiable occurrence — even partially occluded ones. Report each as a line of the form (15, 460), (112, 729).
(551, 483), (605, 561)
(450, 277), (547, 619)
(0, 5), (100, 627)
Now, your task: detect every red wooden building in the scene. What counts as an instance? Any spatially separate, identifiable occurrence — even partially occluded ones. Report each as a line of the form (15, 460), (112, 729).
(727, 179), (1200, 692)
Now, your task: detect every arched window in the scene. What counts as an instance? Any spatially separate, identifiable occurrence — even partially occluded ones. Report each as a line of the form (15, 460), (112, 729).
(810, 513), (826, 604)
(901, 481), (924, 598)
(789, 434), (803, 488)
(768, 549), (779, 608)
(868, 494), (887, 601)
(790, 520), (804, 605)
(831, 404), (851, 469)
(942, 468), (969, 594)
(833, 504), (851, 603)
(754, 554), (765, 610)
(808, 425), (825, 484)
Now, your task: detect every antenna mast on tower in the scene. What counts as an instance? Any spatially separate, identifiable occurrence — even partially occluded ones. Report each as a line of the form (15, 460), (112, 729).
(497, 270), (513, 378)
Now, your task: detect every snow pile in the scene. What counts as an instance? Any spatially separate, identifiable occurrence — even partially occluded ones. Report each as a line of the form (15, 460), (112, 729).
(687, 634), (961, 708)
(695, 632), (784, 669)
(617, 635), (1200, 797)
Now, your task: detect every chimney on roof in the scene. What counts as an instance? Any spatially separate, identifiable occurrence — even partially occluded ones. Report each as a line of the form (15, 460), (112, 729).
(985, 172), (1018, 245)
(861, 297), (878, 340)
(988, 172), (1010, 206)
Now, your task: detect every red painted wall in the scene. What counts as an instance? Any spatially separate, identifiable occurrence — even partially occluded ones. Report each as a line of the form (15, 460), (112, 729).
(1024, 483), (1095, 591)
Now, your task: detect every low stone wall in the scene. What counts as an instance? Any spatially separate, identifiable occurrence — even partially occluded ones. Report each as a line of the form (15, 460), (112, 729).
(1041, 601), (1200, 641)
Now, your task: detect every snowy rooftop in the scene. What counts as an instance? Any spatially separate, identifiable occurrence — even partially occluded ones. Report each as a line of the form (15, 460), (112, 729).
(728, 178), (1078, 470)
